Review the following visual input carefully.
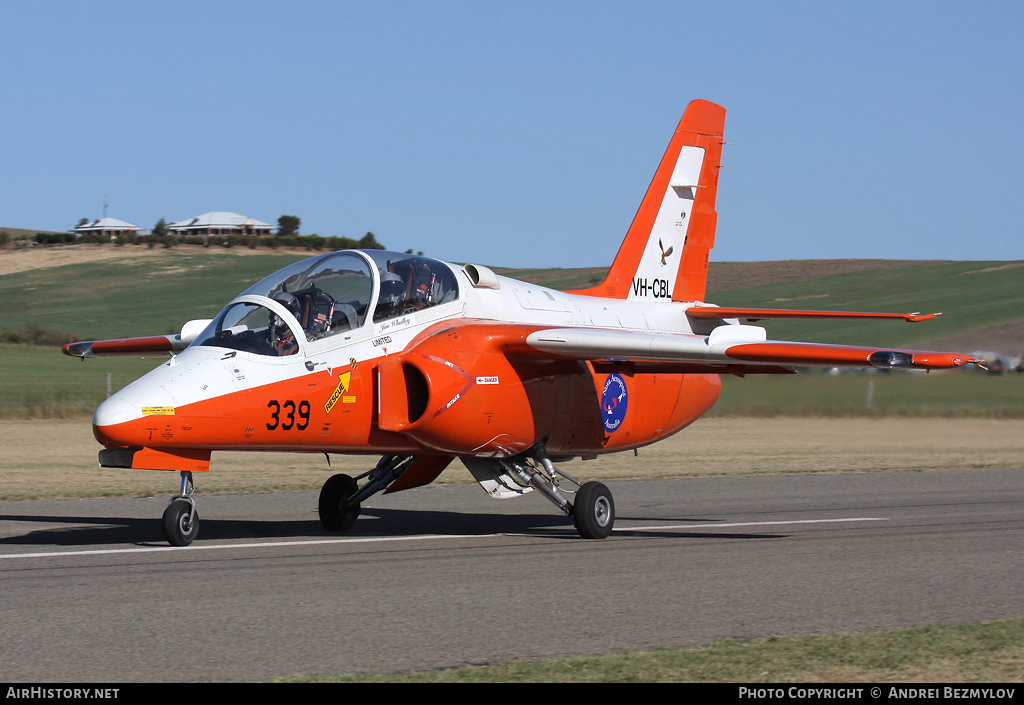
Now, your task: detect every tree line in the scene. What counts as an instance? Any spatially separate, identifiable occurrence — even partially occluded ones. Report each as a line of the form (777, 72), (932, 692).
(149, 215), (383, 250)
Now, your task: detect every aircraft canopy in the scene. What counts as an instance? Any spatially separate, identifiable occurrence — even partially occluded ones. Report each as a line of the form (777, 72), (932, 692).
(192, 250), (459, 357)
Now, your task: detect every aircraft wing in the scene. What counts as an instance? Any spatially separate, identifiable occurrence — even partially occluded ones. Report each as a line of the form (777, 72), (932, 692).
(686, 306), (939, 323)
(63, 335), (185, 358)
(62, 320), (211, 358)
(521, 325), (977, 371)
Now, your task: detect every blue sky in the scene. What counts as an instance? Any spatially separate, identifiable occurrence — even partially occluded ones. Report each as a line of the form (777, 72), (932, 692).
(2, 1), (1021, 268)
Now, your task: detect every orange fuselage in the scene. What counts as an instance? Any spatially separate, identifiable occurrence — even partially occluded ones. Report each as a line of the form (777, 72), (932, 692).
(93, 319), (721, 463)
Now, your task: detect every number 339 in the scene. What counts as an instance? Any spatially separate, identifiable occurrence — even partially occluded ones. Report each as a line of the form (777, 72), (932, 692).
(266, 400), (311, 431)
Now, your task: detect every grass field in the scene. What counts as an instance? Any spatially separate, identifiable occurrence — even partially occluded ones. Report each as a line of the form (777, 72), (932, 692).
(5, 416), (1022, 501)
(0, 345), (161, 418)
(711, 261), (1024, 349)
(713, 368), (1024, 418)
(280, 617), (1024, 682)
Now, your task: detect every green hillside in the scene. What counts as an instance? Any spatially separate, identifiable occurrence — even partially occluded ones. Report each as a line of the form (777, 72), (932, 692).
(2, 249), (1020, 347)
(710, 261), (1024, 349)
(0, 250), (309, 340)
(1, 249), (1021, 418)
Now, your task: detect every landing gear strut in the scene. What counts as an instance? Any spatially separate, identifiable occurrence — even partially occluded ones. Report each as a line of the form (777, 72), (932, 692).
(499, 444), (616, 539)
(317, 447), (617, 539)
(162, 471), (199, 546)
(318, 455), (416, 532)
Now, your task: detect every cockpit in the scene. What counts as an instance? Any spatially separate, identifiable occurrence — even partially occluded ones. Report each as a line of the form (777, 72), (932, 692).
(191, 250), (459, 357)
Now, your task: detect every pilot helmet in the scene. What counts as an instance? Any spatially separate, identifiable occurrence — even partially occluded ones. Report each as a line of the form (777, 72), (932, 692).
(376, 272), (405, 317)
(272, 292), (301, 316)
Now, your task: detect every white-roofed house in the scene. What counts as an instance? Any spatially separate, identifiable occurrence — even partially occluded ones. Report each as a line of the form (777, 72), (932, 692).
(167, 212), (273, 243)
(73, 217), (142, 242)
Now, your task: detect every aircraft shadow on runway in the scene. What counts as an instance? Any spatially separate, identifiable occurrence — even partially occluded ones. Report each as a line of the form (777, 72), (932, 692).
(0, 508), (788, 547)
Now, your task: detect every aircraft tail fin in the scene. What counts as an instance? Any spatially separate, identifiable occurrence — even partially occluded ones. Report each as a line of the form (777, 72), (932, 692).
(568, 99), (726, 303)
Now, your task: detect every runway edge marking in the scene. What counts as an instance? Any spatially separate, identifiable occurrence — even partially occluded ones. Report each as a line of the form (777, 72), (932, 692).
(0, 517), (889, 561)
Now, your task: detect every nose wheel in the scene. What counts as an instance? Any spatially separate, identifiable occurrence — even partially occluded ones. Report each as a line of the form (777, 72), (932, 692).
(162, 472), (199, 546)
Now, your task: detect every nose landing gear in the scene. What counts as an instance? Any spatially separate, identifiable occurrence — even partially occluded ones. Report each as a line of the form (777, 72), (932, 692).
(162, 471), (199, 546)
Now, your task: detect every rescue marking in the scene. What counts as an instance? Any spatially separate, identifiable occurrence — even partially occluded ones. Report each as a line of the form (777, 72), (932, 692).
(141, 407), (175, 416)
(324, 371), (352, 415)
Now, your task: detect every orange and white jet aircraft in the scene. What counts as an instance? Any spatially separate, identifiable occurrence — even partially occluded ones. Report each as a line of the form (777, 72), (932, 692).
(65, 99), (978, 546)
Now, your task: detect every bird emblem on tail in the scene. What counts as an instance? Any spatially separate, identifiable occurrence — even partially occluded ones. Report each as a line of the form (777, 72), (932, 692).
(659, 238), (674, 266)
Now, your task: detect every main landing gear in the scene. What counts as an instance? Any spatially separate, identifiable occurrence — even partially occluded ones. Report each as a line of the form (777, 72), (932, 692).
(162, 471), (199, 546)
(317, 446), (616, 539)
(494, 445), (616, 539)
(155, 451), (614, 544)
(571, 480), (615, 539)
(318, 455), (416, 532)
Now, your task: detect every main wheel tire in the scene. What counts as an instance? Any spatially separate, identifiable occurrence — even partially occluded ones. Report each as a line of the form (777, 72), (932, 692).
(319, 474), (361, 531)
(162, 499), (199, 546)
(573, 481), (615, 539)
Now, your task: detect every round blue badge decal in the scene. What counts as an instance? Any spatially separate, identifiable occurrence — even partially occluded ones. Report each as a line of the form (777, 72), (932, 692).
(601, 374), (628, 432)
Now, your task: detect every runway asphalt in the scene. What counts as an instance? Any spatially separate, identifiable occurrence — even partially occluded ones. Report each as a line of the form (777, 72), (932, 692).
(1, 468), (1022, 682)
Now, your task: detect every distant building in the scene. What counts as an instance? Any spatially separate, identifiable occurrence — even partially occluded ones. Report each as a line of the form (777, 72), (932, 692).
(167, 212), (272, 240)
(73, 217), (141, 240)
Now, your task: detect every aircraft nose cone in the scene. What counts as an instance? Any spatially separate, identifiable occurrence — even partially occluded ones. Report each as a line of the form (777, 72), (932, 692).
(93, 395), (141, 428)
(92, 385), (175, 447)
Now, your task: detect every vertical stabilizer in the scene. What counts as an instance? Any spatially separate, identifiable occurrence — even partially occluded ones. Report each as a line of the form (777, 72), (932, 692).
(569, 100), (726, 303)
